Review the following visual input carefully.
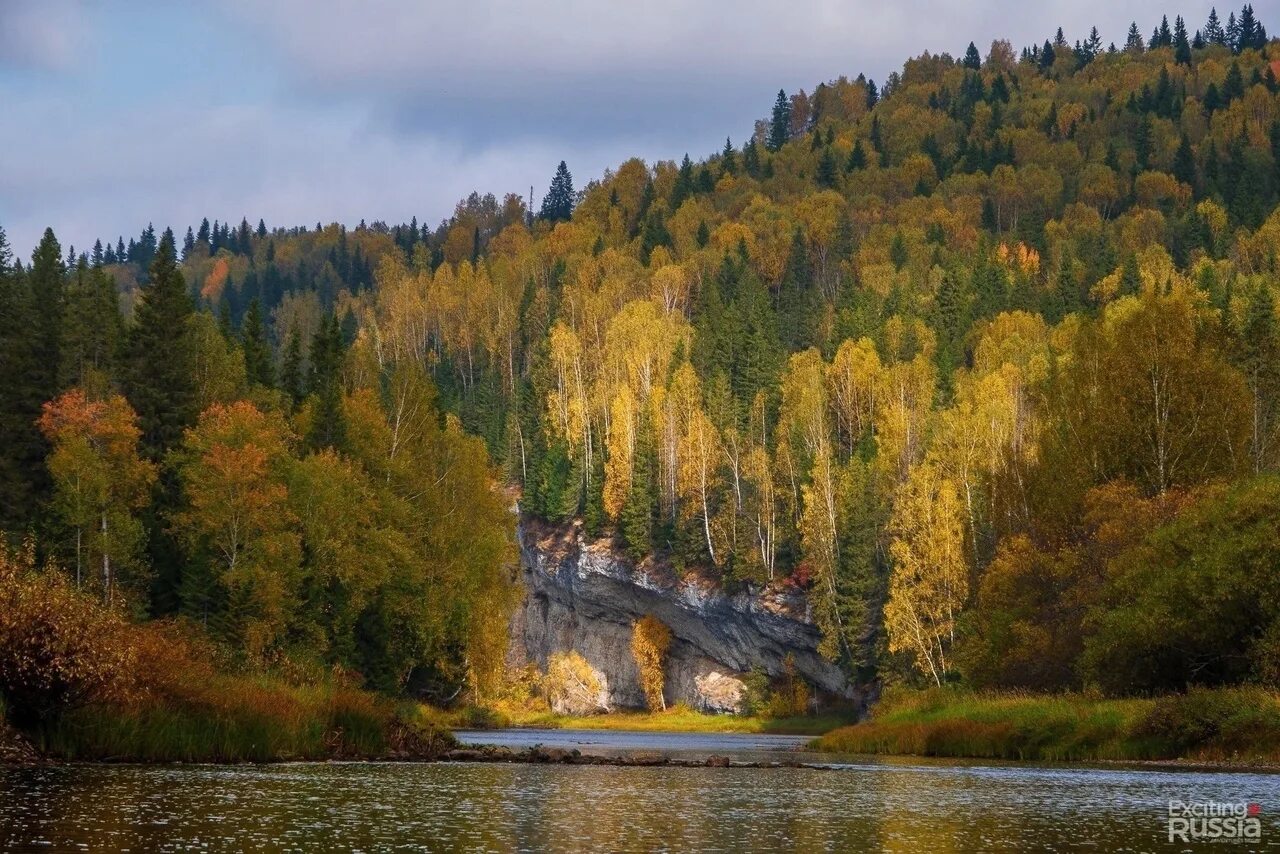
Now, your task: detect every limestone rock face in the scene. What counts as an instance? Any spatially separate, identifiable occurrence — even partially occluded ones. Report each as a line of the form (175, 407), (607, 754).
(693, 671), (746, 714)
(509, 518), (852, 711)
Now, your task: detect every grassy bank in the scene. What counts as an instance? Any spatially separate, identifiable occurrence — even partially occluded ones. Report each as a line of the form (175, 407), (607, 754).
(813, 687), (1280, 763)
(36, 681), (454, 763)
(496, 705), (849, 735)
(432, 703), (851, 736)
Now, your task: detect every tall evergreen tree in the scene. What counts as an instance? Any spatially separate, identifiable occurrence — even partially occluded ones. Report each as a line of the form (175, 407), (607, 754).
(767, 89), (791, 152)
(125, 229), (197, 458)
(1205, 7), (1226, 44)
(1173, 15), (1192, 64)
(538, 161), (575, 223)
(305, 314), (346, 451)
(0, 226), (46, 533)
(28, 228), (65, 398)
(60, 258), (122, 390)
(719, 137), (738, 176)
(962, 42), (982, 70)
(1125, 22), (1145, 52)
(280, 328), (304, 406)
(240, 298), (274, 388)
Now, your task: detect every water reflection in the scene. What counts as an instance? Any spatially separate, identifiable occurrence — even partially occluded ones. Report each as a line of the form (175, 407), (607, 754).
(3, 756), (1279, 851)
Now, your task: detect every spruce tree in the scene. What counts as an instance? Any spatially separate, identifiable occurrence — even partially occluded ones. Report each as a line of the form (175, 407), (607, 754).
(1174, 16), (1192, 64)
(1173, 134), (1197, 188)
(538, 161), (575, 222)
(1125, 22), (1145, 53)
(306, 314), (346, 451)
(720, 137), (738, 176)
(240, 298), (274, 388)
(743, 138), (761, 177)
(125, 229), (197, 458)
(767, 89), (791, 152)
(1205, 7), (1226, 44)
(0, 226), (46, 533)
(963, 42), (982, 69)
(847, 139), (868, 171)
(28, 228), (65, 398)
(280, 328), (304, 406)
(60, 258), (122, 390)
(815, 147), (839, 188)
(1236, 4), (1258, 52)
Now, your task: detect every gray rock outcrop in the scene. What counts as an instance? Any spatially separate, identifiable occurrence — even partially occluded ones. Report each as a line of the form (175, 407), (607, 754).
(509, 518), (852, 712)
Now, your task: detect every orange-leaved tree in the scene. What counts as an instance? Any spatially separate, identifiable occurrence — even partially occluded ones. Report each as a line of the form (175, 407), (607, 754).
(38, 389), (156, 606)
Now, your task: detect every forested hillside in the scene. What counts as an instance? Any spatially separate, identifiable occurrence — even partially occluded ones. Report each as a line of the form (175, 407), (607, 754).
(2, 5), (1279, 700)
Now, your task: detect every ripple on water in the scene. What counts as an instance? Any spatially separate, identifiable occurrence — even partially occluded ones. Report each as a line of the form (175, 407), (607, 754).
(2, 759), (1279, 852)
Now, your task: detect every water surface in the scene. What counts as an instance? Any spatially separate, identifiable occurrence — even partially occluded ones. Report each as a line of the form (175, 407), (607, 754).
(3, 732), (1278, 851)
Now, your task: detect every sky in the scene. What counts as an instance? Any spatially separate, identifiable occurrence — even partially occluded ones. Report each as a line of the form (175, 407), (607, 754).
(0, 0), (1213, 257)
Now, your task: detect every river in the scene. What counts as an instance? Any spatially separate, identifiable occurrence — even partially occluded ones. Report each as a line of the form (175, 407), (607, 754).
(2, 729), (1277, 851)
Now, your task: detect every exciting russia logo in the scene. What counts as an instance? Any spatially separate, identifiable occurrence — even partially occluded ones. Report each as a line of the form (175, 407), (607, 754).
(1167, 801), (1263, 844)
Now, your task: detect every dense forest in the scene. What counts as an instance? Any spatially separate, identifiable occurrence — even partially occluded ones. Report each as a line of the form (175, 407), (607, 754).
(2, 5), (1280, 704)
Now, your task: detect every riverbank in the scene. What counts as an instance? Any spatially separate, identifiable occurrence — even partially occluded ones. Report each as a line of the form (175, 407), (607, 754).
(17, 687), (456, 764)
(471, 704), (850, 736)
(812, 686), (1280, 764)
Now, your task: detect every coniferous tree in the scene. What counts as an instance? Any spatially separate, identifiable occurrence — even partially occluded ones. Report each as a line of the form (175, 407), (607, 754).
(963, 42), (982, 70)
(1205, 7), (1226, 44)
(720, 137), (738, 176)
(1174, 16), (1192, 64)
(538, 161), (575, 223)
(240, 298), (274, 388)
(306, 313), (346, 451)
(768, 89), (791, 151)
(60, 258), (122, 390)
(125, 229), (197, 458)
(743, 138), (761, 177)
(0, 226), (46, 533)
(28, 228), (65, 398)
(1125, 22), (1145, 53)
(1236, 4), (1258, 52)
(1173, 134), (1197, 188)
(280, 328), (304, 406)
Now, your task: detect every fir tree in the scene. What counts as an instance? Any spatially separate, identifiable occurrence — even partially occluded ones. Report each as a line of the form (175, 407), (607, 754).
(28, 228), (65, 398)
(60, 259), (122, 390)
(0, 226), (46, 532)
(125, 229), (197, 458)
(720, 137), (738, 176)
(538, 161), (575, 222)
(280, 328), (304, 406)
(1205, 7), (1226, 44)
(1174, 15), (1192, 64)
(768, 89), (791, 151)
(240, 298), (274, 388)
(306, 314), (346, 451)
(1173, 134), (1197, 188)
(1125, 22), (1145, 53)
(815, 147), (839, 189)
(963, 42), (982, 70)
(846, 139), (868, 171)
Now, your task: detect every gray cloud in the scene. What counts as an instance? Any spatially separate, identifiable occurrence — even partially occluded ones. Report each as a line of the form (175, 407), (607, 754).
(3, 0), (1218, 254)
(220, 0), (1194, 137)
(0, 0), (89, 72)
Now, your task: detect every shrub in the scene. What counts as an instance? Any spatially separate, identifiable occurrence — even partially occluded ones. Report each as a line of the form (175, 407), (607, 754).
(0, 543), (136, 727)
(543, 650), (608, 715)
(631, 615), (672, 711)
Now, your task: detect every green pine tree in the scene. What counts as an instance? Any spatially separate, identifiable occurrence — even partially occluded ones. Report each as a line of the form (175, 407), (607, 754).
(125, 228), (197, 458)
(240, 298), (275, 388)
(767, 90), (791, 152)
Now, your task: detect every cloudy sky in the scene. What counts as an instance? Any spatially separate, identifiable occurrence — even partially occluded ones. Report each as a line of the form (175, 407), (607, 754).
(1, 0), (1204, 256)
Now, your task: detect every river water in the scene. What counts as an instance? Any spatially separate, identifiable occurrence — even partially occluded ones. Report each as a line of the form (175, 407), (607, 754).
(2, 729), (1278, 851)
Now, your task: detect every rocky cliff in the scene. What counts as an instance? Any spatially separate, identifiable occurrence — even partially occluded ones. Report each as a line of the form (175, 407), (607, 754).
(509, 518), (854, 713)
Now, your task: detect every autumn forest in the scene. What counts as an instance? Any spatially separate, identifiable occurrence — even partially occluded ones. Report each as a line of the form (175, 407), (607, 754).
(2, 5), (1280, 734)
